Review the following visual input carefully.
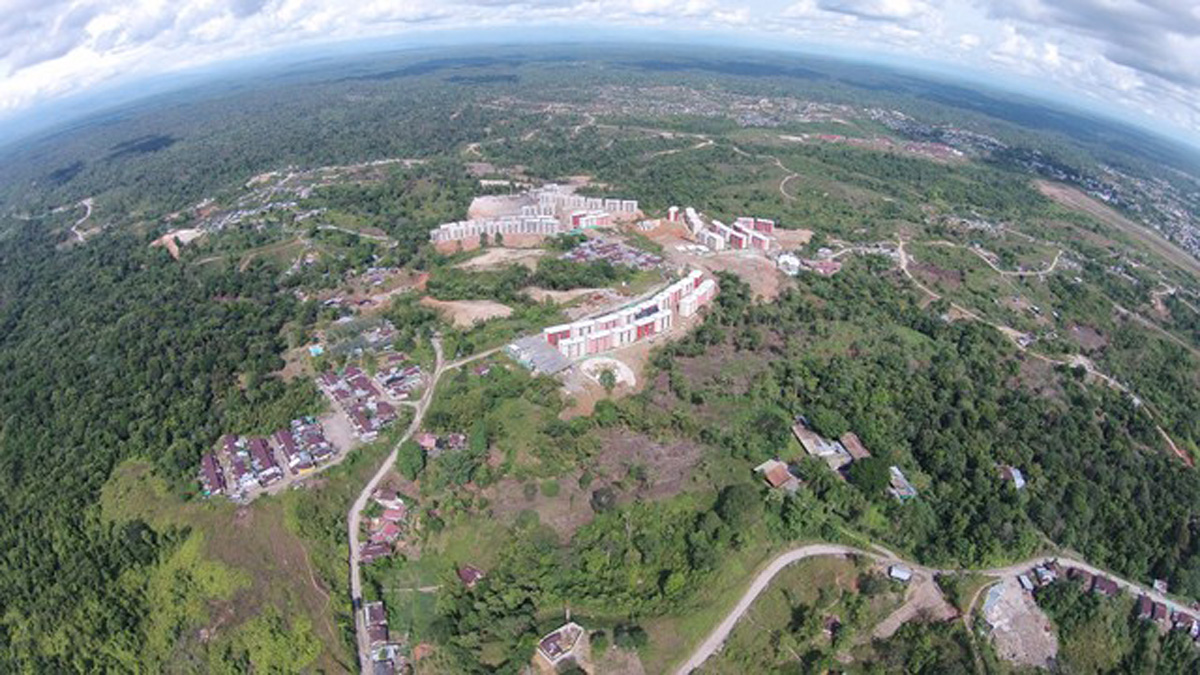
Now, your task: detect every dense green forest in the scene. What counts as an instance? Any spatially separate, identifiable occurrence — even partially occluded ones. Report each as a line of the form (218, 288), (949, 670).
(0, 224), (317, 669)
(643, 265), (1200, 589)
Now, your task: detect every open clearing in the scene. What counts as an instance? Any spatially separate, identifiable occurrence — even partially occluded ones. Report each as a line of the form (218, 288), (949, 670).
(419, 296), (513, 327)
(523, 286), (607, 304)
(981, 577), (1058, 669)
(1036, 180), (1200, 277)
(455, 247), (545, 271)
(467, 194), (527, 220)
(872, 569), (957, 639)
(434, 232), (545, 254)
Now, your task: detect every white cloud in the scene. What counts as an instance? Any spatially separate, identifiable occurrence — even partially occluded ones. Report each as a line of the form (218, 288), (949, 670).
(0, 0), (1198, 144)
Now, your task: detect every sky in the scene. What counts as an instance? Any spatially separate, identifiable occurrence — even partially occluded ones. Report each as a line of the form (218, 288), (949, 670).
(1, 0), (1199, 147)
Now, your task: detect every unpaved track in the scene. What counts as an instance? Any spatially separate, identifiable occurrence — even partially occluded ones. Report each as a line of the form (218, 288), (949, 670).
(677, 545), (1195, 674)
(896, 238), (1187, 464)
(349, 340), (501, 671)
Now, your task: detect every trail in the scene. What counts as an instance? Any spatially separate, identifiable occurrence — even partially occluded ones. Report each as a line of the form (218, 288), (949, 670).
(678, 544), (1194, 674)
(316, 224), (396, 245)
(69, 198), (94, 242)
(1112, 300), (1200, 359)
(645, 138), (715, 159)
(348, 339), (501, 671)
(896, 238), (1188, 465)
(943, 242), (1062, 278)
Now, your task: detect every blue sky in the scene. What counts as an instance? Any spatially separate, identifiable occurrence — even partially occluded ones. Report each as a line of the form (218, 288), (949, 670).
(1, 0), (1199, 146)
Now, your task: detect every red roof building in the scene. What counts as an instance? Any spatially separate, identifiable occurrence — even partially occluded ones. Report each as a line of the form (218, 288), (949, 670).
(457, 565), (485, 588)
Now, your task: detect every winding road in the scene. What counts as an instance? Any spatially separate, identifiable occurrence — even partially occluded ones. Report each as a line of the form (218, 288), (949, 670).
(347, 338), (503, 671)
(676, 544), (1195, 674)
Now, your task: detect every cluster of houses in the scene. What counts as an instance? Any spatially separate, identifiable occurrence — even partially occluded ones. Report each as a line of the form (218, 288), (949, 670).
(414, 431), (468, 459)
(375, 351), (424, 400)
(318, 364), (401, 441)
(560, 238), (663, 270)
(1003, 561), (1200, 639)
(198, 418), (335, 500)
(429, 184), (639, 244)
(540, 269), (717, 359)
(672, 206), (773, 253)
(759, 419), (918, 501)
(362, 600), (406, 675)
(361, 488), (410, 564)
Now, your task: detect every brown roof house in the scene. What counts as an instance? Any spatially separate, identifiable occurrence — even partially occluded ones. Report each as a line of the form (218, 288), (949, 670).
(754, 459), (801, 492)
(839, 432), (871, 462)
(535, 622), (589, 673)
(458, 565), (486, 589)
(792, 419), (852, 471)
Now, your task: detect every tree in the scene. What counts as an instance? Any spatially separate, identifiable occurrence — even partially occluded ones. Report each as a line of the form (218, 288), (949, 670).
(848, 457), (890, 496)
(613, 624), (648, 649)
(479, 232), (490, 247)
(397, 440), (426, 480)
(599, 367), (617, 394)
(716, 483), (762, 530)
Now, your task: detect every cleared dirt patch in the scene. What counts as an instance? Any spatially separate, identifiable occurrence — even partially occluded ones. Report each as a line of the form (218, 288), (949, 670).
(773, 227), (814, 249)
(419, 296), (513, 327)
(523, 286), (607, 304)
(1036, 180), (1200, 277)
(467, 194), (528, 220)
(873, 569), (958, 639)
(1068, 324), (1107, 351)
(910, 261), (963, 290)
(455, 247), (546, 271)
(981, 577), (1058, 669)
(434, 232), (546, 254)
(590, 428), (706, 502)
(581, 356), (636, 388)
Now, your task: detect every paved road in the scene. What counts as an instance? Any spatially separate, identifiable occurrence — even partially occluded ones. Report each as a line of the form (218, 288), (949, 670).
(347, 339), (503, 671)
(676, 545), (1189, 674)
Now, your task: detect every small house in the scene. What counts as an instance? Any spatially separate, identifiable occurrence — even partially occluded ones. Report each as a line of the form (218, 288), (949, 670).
(535, 622), (585, 670)
(1000, 465), (1026, 490)
(1018, 574), (1035, 592)
(754, 459), (801, 492)
(1091, 576), (1119, 597)
(888, 466), (918, 500)
(839, 432), (871, 462)
(458, 565), (486, 588)
(1137, 595), (1154, 620)
(889, 565), (913, 583)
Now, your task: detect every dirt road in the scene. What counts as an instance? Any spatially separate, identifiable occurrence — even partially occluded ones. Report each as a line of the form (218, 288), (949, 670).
(348, 340), (502, 671)
(350, 336), (443, 672)
(676, 543), (1188, 674)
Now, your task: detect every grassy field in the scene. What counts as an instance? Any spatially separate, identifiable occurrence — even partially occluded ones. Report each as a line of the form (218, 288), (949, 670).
(99, 426), (399, 673)
(697, 555), (905, 673)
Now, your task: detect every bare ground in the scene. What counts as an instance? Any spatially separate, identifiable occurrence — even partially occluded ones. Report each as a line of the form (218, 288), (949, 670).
(773, 228), (814, 249)
(434, 233), (547, 254)
(467, 194), (528, 220)
(981, 577), (1059, 669)
(873, 569), (958, 639)
(523, 286), (608, 304)
(1068, 324), (1108, 351)
(419, 296), (513, 327)
(455, 247), (546, 271)
(909, 261), (964, 290)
